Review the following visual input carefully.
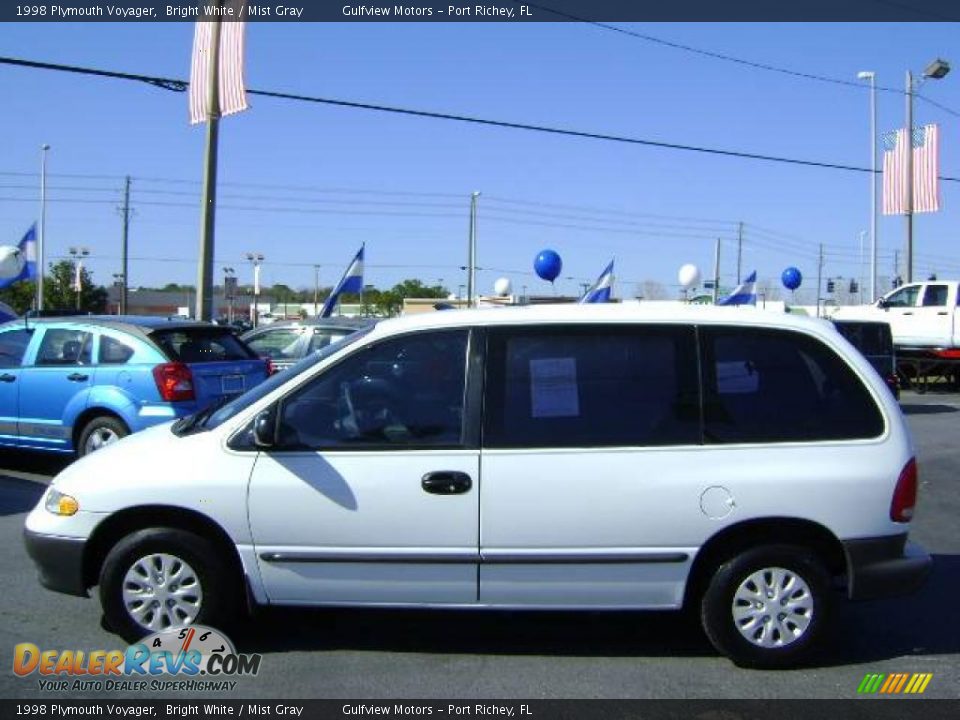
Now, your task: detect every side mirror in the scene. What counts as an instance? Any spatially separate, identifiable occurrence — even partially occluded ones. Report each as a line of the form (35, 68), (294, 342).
(876, 298), (889, 310)
(253, 408), (277, 448)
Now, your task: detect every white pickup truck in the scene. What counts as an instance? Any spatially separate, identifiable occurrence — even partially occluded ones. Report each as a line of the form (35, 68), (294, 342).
(830, 281), (960, 349)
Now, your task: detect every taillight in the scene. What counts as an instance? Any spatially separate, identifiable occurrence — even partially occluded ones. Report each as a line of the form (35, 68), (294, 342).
(152, 362), (195, 402)
(890, 458), (918, 522)
(262, 357), (277, 376)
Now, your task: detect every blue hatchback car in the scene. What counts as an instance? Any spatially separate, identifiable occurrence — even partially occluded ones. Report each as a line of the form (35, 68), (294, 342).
(0, 316), (268, 456)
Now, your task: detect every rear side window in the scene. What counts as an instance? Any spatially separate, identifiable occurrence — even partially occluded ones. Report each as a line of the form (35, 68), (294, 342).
(832, 322), (892, 358)
(485, 326), (700, 448)
(701, 327), (884, 444)
(245, 328), (303, 360)
(151, 329), (255, 363)
(922, 285), (949, 307)
(0, 329), (32, 369)
(36, 329), (93, 366)
(308, 327), (355, 353)
(99, 336), (136, 365)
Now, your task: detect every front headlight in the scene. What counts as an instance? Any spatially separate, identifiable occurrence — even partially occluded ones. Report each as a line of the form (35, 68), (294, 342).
(45, 489), (79, 516)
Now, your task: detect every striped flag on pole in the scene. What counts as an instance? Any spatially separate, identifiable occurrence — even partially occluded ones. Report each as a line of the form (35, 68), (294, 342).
(320, 245), (365, 318)
(718, 271), (757, 306)
(189, 19), (249, 125)
(579, 259), (614, 303)
(882, 124), (940, 215)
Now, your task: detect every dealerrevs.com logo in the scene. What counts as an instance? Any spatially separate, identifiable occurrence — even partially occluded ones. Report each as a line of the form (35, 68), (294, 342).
(857, 672), (933, 695)
(13, 625), (261, 692)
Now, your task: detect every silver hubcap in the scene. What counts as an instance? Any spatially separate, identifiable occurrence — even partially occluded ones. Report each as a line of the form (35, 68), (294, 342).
(732, 566), (813, 648)
(85, 427), (119, 453)
(122, 553), (203, 631)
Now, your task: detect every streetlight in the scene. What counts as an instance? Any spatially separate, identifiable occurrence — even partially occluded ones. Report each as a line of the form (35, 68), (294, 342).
(312, 264), (322, 316)
(905, 58), (950, 283)
(68, 246), (90, 311)
(223, 267), (236, 324)
(112, 273), (125, 315)
(856, 70), (878, 302)
(245, 252), (264, 328)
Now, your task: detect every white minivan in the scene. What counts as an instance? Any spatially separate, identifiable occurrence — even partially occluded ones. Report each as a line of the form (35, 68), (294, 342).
(25, 304), (930, 668)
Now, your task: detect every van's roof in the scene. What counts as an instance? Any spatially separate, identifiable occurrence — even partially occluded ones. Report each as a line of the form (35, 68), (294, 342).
(371, 303), (837, 337)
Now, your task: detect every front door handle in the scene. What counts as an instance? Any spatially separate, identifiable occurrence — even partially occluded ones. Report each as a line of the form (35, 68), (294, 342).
(937, 311), (949, 316)
(67, 373), (89, 382)
(0, 373), (15, 383)
(903, 312), (914, 316)
(422, 471), (472, 495)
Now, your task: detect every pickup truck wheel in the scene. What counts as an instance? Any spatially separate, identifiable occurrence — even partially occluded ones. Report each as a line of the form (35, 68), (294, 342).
(99, 528), (237, 643)
(77, 416), (129, 457)
(700, 545), (832, 669)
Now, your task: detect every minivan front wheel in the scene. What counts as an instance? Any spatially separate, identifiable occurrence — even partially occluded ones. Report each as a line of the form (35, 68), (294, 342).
(700, 545), (832, 668)
(99, 528), (236, 643)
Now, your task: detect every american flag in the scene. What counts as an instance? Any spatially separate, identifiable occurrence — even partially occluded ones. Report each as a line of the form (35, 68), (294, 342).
(882, 124), (940, 215)
(189, 19), (248, 125)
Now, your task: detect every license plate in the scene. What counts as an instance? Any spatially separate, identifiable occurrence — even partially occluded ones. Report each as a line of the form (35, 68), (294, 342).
(221, 375), (245, 395)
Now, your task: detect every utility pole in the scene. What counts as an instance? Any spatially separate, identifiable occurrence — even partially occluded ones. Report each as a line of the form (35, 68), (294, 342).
(195, 7), (223, 321)
(119, 175), (131, 315)
(313, 265), (321, 316)
(466, 191), (480, 308)
(712, 238), (721, 304)
(736, 222), (743, 284)
(38, 144), (50, 312)
(816, 243), (824, 318)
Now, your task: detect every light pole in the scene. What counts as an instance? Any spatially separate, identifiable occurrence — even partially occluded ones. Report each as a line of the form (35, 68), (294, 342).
(466, 191), (480, 308)
(68, 246), (90, 311)
(857, 71), (878, 301)
(223, 266), (236, 324)
(38, 144), (50, 312)
(904, 58), (950, 283)
(245, 252), (264, 327)
(313, 264), (321, 316)
(112, 273), (124, 315)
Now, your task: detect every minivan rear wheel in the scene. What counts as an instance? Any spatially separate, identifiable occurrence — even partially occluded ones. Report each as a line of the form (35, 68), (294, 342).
(99, 528), (237, 643)
(700, 545), (832, 668)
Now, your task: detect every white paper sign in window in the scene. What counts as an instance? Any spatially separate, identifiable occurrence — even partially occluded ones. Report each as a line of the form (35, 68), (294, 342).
(530, 357), (579, 418)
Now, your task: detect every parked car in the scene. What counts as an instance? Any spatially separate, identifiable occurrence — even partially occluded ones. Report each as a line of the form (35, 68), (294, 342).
(0, 316), (268, 456)
(25, 305), (929, 667)
(831, 319), (900, 399)
(241, 317), (372, 372)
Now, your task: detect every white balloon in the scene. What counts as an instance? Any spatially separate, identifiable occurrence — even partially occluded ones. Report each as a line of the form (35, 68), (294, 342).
(493, 277), (512, 296)
(0, 246), (25, 282)
(678, 263), (701, 290)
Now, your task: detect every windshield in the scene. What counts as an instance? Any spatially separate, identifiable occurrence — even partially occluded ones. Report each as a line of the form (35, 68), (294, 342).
(198, 324), (374, 431)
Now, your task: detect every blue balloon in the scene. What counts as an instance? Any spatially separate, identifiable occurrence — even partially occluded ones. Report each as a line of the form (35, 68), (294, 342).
(782, 267), (803, 291)
(534, 249), (563, 283)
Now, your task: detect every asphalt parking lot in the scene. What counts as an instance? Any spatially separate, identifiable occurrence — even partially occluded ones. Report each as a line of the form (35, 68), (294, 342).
(1, 389), (958, 700)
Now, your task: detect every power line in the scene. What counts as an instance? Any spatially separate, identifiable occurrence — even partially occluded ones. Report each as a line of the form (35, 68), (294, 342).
(3, 55), (958, 182)
(517, 2), (960, 118)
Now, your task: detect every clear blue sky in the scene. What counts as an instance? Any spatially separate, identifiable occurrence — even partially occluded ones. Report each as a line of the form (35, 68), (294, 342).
(1, 21), (958, 301)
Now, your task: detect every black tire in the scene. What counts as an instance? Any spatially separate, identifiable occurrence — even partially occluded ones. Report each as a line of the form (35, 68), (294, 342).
(98, 528), (238, 643)
(700, 545), (833, 669)
(77, 415), (129, 457)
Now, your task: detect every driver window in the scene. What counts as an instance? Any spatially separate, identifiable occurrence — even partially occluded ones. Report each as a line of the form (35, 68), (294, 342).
(276, 329), (468, 450)
(884, 285), (920, 308)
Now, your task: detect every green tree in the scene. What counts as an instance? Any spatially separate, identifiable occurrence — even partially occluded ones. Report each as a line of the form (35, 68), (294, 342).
(368, 279), (447, 317)
(44, 261), (108, 313)
(0, 279), (38, 315)
(0, 261), (108, 314)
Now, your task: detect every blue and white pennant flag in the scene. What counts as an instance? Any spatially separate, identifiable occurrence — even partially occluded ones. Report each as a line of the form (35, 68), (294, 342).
(718, 271), (757, 306)
(320, 245), (365, 318)
(579, 259), (614, 303)
(0, 224), (39, 290)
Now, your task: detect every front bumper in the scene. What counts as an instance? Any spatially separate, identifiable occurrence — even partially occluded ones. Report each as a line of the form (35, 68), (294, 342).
(844, 534), (931, 601)
(23, 528), (88, 598)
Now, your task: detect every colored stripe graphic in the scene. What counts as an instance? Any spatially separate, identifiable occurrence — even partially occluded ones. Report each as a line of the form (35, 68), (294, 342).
(858, 672), (932, 694)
